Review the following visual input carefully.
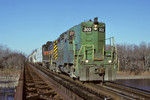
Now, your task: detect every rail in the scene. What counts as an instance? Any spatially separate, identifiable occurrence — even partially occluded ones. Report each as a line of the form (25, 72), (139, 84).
(104, 81), (150, 99)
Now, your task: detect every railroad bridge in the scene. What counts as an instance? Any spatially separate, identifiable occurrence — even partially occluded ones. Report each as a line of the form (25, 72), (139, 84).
(14, 63), (150, 100)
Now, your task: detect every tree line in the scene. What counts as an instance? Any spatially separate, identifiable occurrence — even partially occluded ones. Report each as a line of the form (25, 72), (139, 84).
(117, 42), (150, 74)
(1, 42), (150, 73)
(0, 45), (26, 69)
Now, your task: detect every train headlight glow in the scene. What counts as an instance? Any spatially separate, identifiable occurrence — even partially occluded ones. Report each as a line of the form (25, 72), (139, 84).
(94, 25), (98, 28)
(94, 25), (98, 31)
(94, 27), (98, 31)
(85, 60), (89, 63)
(108, 60), (112, 63)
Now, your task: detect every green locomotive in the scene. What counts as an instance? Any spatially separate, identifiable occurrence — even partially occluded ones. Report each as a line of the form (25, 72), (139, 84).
(43, 17), (118, 81)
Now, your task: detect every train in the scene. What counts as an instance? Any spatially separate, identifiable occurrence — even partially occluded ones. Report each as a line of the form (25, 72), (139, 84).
(28, 18), (118, 81)
(28, 47), (42, 63)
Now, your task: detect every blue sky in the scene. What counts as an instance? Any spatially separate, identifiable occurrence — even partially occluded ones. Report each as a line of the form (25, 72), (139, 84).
(0, 0), (150, 55)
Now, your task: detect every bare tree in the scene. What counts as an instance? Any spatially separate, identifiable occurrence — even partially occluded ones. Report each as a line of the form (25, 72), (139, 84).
(117, 42), (150, 74)
(0, 45), (26, 69)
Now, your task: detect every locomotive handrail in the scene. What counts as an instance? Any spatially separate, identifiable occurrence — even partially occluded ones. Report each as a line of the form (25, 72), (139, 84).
(76, 45), (95, 70)
(73, 39), (76, 69)
(106, 37), (118, 70)
(112, 37), (118, 70)
(105, 37), (117, 58)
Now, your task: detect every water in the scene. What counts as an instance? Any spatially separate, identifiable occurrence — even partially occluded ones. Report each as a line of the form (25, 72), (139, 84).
(0, 70), (20, 100)
(114, 79), (150, 91)
(0, 80), (18, 100)
(0, 87), (15, 100)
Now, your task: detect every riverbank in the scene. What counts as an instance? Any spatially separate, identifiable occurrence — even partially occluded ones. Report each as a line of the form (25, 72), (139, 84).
(116, 71), (150, 79)
(0, 69), (21, 88)
(0, 69), (21, 76)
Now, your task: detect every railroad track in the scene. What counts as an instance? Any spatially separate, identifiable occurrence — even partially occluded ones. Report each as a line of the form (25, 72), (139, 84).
(30, 63), (150, 100)
(31, 63), (107, 100)
(103, 81), (150, 99)
(25, 63), (68, 100)
(86, 81), (150, 100)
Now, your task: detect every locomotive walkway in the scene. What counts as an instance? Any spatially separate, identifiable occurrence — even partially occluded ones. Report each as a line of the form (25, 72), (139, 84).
(14, 63), (150, 100)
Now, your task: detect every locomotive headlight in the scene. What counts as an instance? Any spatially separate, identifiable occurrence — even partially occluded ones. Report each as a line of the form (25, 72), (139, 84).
(85, 60), (89, 63)
(108, 60), (112, 63)
(94, 27), (98, 31)
(94, 25), (98, 28)
(94, 25), (98, 31)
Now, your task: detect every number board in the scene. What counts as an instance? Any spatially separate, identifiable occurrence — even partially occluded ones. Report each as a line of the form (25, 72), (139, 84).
(83, 27), (92, 32)
(98, 28), (105, 32)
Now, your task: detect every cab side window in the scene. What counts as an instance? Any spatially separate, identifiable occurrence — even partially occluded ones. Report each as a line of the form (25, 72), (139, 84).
(69, 30), (74, 44)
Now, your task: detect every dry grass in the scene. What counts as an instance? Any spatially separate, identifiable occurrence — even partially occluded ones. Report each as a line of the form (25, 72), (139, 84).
(0, 69), (21, 77)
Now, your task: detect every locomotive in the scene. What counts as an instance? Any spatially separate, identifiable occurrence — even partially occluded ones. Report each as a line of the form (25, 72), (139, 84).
(29, 18), (118, 81)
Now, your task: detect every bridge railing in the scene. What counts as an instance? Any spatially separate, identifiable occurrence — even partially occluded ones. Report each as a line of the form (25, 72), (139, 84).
(14, 64), (25, 100)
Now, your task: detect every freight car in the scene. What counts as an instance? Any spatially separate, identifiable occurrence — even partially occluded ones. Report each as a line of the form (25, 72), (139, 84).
(42, 18), (118, 81)
(28, 47), (42, 64)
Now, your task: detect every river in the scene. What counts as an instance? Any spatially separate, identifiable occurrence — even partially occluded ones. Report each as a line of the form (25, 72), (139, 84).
(114, 79), (150, 91)
(0, 87), (15, 100)
(0, 77), (19, 100)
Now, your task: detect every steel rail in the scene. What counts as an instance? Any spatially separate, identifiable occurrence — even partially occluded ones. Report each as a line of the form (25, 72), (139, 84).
(103, 81), (150, 99)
